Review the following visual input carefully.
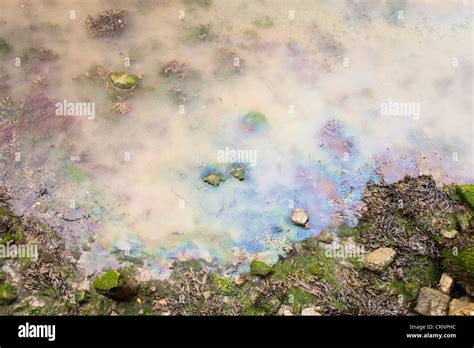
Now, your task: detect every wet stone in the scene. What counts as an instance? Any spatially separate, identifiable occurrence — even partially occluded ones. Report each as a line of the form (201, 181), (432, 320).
(203, 172), (225, 186)
(290, 209), (309, 227)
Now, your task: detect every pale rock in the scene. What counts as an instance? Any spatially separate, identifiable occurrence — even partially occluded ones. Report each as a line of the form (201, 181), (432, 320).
(448, 299), (474, 316)
(290, 209), (309, 227)
(301, 306), (322, 316)
(363, 247), (396, 272)
(441, 230), (458, 239)
(415, 287), (450, 316)
(439, 273), (454, 294)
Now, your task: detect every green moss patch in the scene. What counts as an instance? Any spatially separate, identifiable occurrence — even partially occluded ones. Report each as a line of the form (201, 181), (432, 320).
(0, 284), (18, 305)
(250, 260), (273, 277)
(456, 185), (474, 210)
(94, 270), (120, 291)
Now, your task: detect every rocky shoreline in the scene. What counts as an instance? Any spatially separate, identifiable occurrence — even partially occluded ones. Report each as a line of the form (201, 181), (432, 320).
(1, 176), (472, 316)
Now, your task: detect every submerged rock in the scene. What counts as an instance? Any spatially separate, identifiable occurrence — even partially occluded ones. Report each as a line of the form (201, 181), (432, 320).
(363, 247), (396, 272)
(0, 39), (12, 56)
(109, 72), (139, 90)
(94, 269), (138, 302)
(85, 9), (128, 38)
(290, 209), (309, 227)
(250, 260), (273, 277)
(242, 111), (268, 131)
(439, 273), (454, 294)
(415, 287), (450, 316)
(203, 172), (225, 186)
(0, 283), (18, 305)
(230, 166), (245, 181)
(161, 60), (187, 78)
(448, 299), (474, 316)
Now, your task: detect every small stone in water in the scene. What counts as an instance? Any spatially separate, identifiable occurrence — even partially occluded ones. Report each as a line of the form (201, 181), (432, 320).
(231, 166), (245, 181)
(203, 172), (225, 186)
(290, 209), (309, 227)
(109, 72), (139, 90)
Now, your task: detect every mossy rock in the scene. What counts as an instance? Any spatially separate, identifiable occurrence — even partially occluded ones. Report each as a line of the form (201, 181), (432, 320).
(140, 279), (170, 298)
(211, 275), (236, 295)
(455, 213), (470, 231)
(456, 185), (474, 210)
(250, 260), (273, 277)
(391, 256), (439, 302)
(242, 112), (268, 131)
(442, 247), (474, 285)
(94, 269), (138, 302)
(203, 172), (225, 186)
(109, 72), (140, 90)
(255, 295), (281, 314)
(75, 290), (90, 304)
(0, 284), (18, 305)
